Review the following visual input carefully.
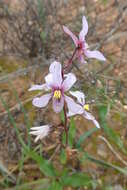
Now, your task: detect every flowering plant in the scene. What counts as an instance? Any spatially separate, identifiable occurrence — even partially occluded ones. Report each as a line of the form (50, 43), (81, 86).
(29, 15), (106, 144)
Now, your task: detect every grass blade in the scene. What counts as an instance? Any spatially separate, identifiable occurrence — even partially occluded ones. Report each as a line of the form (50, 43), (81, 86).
(82, 152), (127, 176)
(9, 82), (31, 147)
(76, 127), (98, 149)
(0, 95), (27, 150)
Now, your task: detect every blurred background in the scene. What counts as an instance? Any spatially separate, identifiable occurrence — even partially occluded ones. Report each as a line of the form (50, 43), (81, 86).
(0, 0), (127, 189)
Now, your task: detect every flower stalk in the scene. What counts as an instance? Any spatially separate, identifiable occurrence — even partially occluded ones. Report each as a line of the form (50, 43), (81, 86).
(64, 47), (78, 71)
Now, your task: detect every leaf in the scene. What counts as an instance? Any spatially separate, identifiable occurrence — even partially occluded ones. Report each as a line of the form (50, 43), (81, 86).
(60, 149), (67, 164)
(61, 172), (93, 188)
(40, 32), (47, 42)
(48, 181), (63, 190)
(68, 117), (76, 148)
(76, 127), (98, 149)
(14, 178), (50, 190)
(27, 150), (57, 177)
(98, 105), (127, 155)
(82, 152), (127, 176)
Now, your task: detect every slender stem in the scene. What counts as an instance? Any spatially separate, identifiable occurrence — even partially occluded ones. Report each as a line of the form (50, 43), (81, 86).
(64, 48), (78, 71)
(61, 48), (78, 146)
(63, 103), (68, 145)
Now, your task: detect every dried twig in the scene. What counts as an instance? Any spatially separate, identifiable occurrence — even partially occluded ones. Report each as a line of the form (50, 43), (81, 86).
(99, 135), (127, 166)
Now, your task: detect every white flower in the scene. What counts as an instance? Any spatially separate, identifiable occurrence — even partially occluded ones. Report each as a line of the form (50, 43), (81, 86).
(68, 91), (100, 128)
(30, 125), (51, 142)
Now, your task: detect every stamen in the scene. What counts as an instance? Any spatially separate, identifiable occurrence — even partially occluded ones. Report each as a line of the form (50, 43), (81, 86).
(53, 90), (61, 99)
(84, 104), (89, 111)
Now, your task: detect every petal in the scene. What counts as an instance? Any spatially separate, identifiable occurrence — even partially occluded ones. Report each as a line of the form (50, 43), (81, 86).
(93, 119), (100, 128)
(45, 73), (53, 87)
(63, 25), (78, 46)
(49, 61), (61, 73)
(50, 61), (63, 87)
(83, 111), (95, 120)
(52, 96), (64, 113)
(69, 91), (85, 105)
(65, 95), (84, 114)
(32, 93), (51, 108)
(67, 110), (76, 117)
(30, 125), (51, 142)
(83, 111), (100, 128)
(85, 50), (106, 61)
(28, 84), (48, 91)
(79, 16), (88, 41)
(62, 73), (76, 91)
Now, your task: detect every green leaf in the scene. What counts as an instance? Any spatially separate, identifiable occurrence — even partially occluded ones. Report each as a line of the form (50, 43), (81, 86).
(27, 150), (57, 177)
(68, 117), (76, 147)
(62, 172), (92, 188)
(40, 32), (47, 42)
(76, 127), (98, 149)
(98, 105), (107, 121)
(48, 181), (63, 190)
(98, 105), (127, 155)
(82, 152), (127, 176)
(60, 149), (67, 164)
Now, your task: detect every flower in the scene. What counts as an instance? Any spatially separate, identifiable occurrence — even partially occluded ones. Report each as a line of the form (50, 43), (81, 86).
(63, 16), (106, 63)
(68, 91), (100, 128)
(30, 125), (51, 142)
(29, 61), (83, 114)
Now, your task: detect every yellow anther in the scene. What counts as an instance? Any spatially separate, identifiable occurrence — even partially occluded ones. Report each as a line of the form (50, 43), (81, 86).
(84, 104), (89, 111)
(53, 90), (61, 99)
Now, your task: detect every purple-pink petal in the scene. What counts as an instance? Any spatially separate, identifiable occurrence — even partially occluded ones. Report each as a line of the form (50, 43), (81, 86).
(65, 95), (84, 115)
(50, 61), (62, 87)
(49, 61), (61, 74)
(28, 84), (47, 91)
(79, 16), (88, 41)
(93, 119), (100, 128)
(83, 111), (95, 120)
(32, 93), (51, 108)
(52, 96), (64, 113)
(45, 73), (53, 88)
(62, 73), (76, 91)
(69, 91), (85, 105)
(67, 110), (76, 117)
(83, 111), (100, 128)
(63, 26), (78, 47)
(85, 50), (106, 61)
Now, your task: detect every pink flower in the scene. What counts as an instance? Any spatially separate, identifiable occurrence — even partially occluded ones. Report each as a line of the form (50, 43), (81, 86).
(30, 125), (51, 142)
(68, 91), (100, 128)
(29, 61), (83, 114)
(63, 16), (106, 63)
